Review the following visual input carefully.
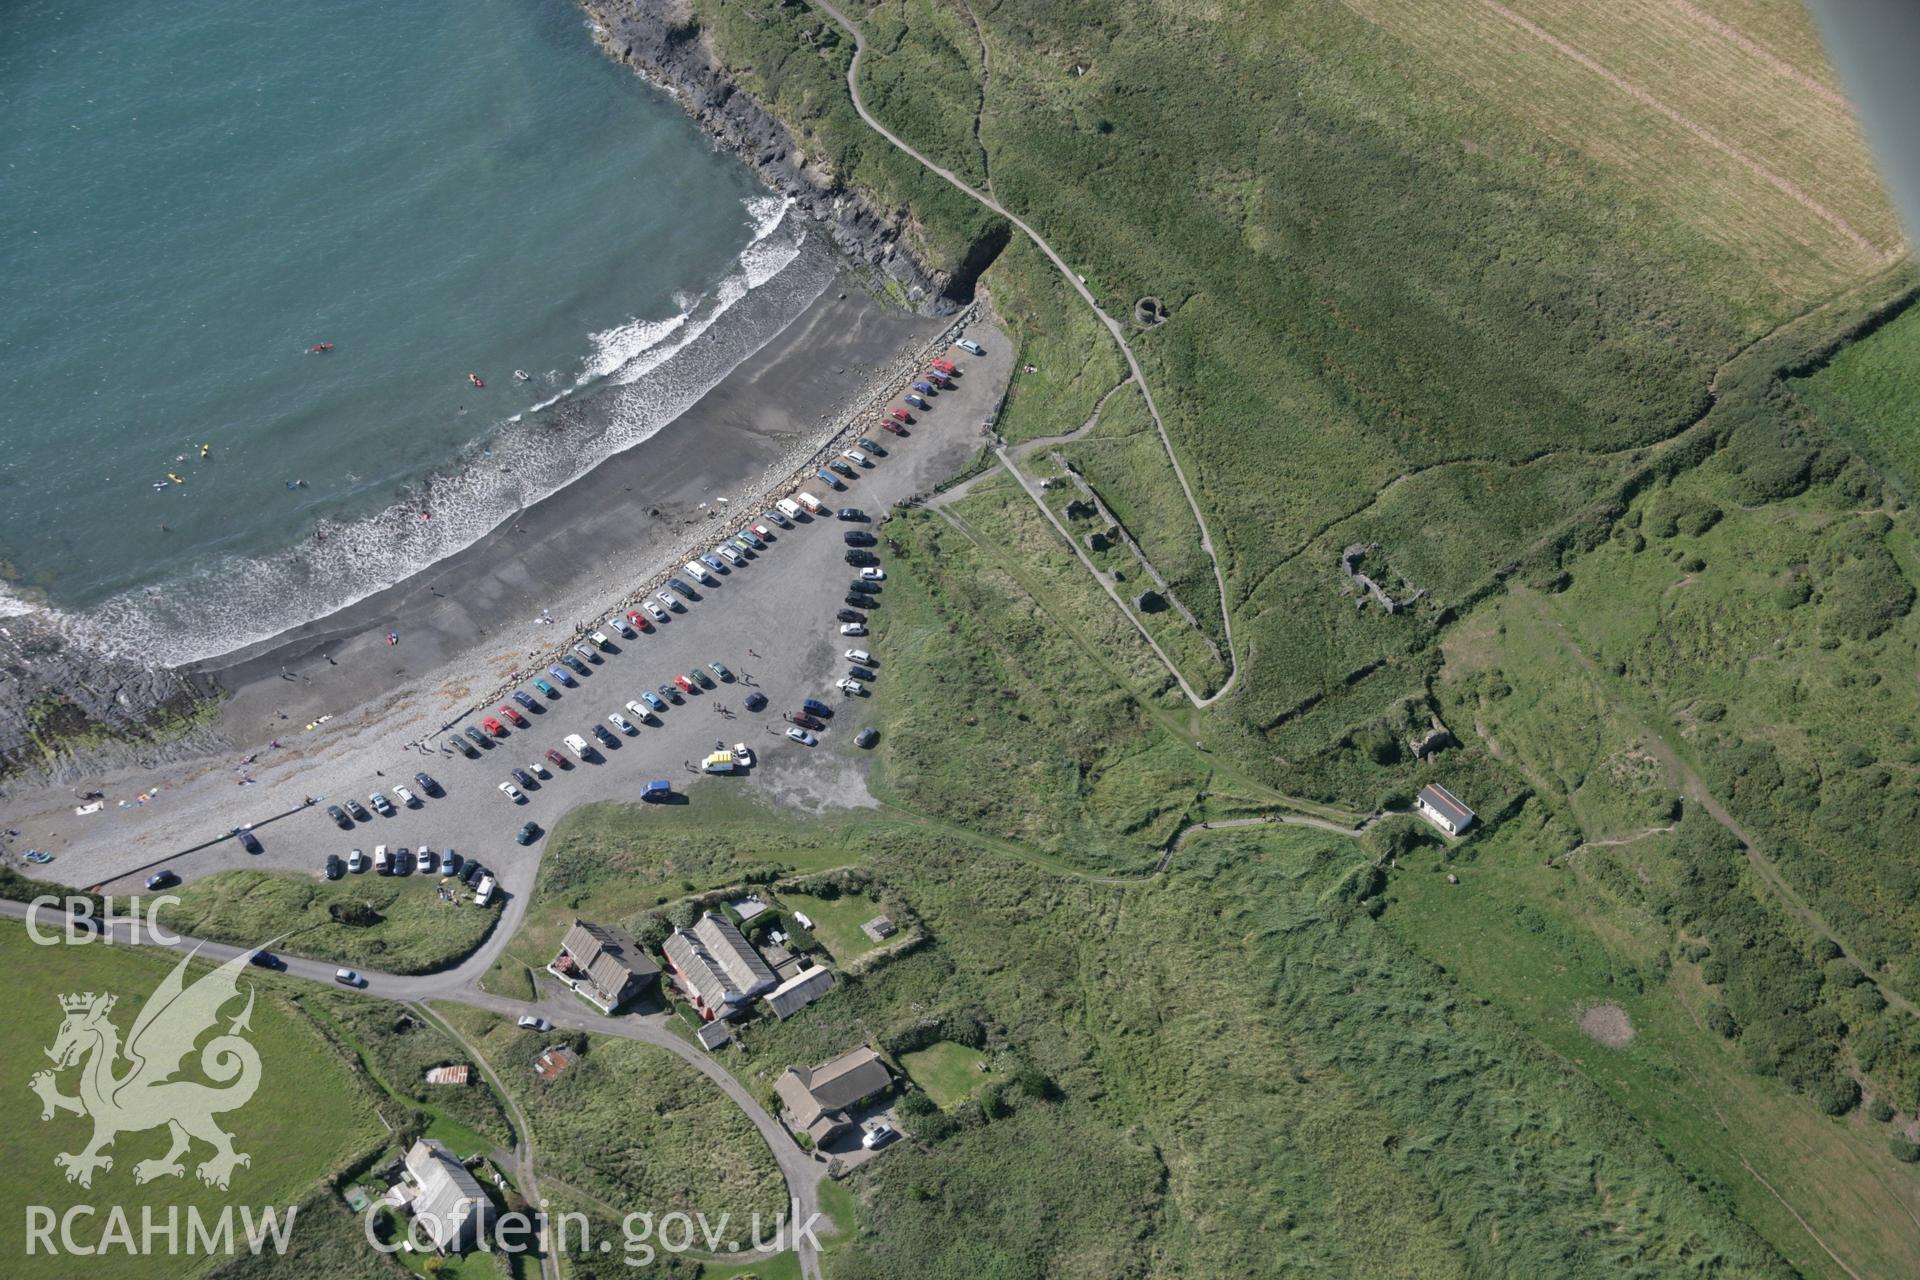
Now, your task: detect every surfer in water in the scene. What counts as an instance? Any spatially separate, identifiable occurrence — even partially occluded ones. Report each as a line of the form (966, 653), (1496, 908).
(468, 372), (485, 388)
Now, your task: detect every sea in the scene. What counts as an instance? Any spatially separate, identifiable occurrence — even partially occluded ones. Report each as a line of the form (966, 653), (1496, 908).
(0, 0), (837, 664)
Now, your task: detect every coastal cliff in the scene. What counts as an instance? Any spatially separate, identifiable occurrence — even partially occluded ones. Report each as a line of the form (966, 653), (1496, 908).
(580, 0), (969, 312)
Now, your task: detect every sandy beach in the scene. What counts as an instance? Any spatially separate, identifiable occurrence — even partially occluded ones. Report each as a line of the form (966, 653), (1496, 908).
(0, 283), (1008, 891)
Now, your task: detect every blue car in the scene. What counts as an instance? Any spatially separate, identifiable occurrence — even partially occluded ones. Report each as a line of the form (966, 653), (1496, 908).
(513, 690), (539, 711)
(816, 469), (845, 490)
(668, 577), (696, 598)
(912, 380), (934, 394)
(549, 665), (576, 688)
(905, 393), (931, 410)
(640, 690), (666, 712)
(802, 698), (834, 718)
(700, 553), (725, 572)
(562, 653), (591, 676)
(534, 677), (560, 698)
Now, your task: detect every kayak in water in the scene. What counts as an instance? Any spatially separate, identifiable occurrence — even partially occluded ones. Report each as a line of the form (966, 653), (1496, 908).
(468, 372), (485, 388)
(308, 342), (334, 354)
(513, 369), (532, 382)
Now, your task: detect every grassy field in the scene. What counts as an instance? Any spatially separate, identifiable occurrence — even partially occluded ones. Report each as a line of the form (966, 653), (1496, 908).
(0, 922), (384, 1279)
(897, 1041), (987, 1110)
(160, 869), (500, 975)
(1793, 301), (1920, 496)
(431, 1004), (787, 1224)
(775, 891), (885, 964)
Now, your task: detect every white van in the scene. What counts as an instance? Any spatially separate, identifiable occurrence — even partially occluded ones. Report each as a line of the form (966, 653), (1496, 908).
(685, 560), (716, 585)
(844, 648), (873, 666)
(474, 874), (496, 908)
(775, 498), (803, 521)
(796, 492), (825, 514)
(716, 544), (743, 565)
(564, 733), (591, 760)
(373, 845), (391, 875)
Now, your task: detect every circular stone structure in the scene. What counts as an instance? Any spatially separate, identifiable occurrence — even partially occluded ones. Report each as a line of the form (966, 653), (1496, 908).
(1134, 296), (1168, 326)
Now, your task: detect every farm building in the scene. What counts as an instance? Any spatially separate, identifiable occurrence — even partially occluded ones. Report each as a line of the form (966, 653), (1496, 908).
(765, 964), (835, 1020)
(1416, 783), (1476, 836)
(550, 919), (660, 1014)
(664, 911), (778, 1020)
(862, 916), (897, 942)
(398, 1139), (489, 1254)
(775, 1046), (892, 1146)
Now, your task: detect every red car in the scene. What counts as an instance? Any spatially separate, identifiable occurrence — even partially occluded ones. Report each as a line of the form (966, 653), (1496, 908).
(787, 711), (824, 731)
(880, 419), (906, 436)
(483, 717), (508, 737)
(673, 674), (697, 695)
(930, 358), (955, 373)
(499, 705), (527, 727)
(626, 609), (653, 633)
(889, 408), (910, 423)
(544, 748), (569, 770)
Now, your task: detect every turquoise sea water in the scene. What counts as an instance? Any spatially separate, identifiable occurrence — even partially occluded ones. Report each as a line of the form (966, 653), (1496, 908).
(0, 0), (833, 660)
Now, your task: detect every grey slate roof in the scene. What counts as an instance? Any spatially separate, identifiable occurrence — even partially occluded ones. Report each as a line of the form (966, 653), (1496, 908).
(765, 965), (834, 1020)
(693, 911), (778, 996)
(1417, 783), (1475, 829)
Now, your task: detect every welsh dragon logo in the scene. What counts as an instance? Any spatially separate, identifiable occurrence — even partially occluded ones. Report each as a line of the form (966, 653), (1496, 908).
(30, 947), (264, 1190)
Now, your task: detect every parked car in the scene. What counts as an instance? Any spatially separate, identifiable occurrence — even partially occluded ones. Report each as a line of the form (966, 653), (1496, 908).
(659, 589), (685, 612)
(912, 380), (934, 395)
(626, 608), (653, 632)
(335, 969), (365, 987)
(442, 849), (463, 877)
(857, 436), (887, 456)
(643, 599), (669, 622)
(786, 727), (818, 745)
(690, 668), (715, 690)
(844, 530), (876, 546)
(905, 393), (930, 411)
(565, 733), (591, 760)
(345, 798), (371, 822)
(516, 821), (540, 846)
(797, 492), (827, 514)
(744, 691), (768, 712)
(849, 579), (880, 595)
(562, 653), (591, 675)
(862, 1122), (898, 1149)
(252, 950), (287, 969)
(789, 712), (824, 731)
(836, 608), (867, 623)
(625, 700), (657, 725)
(461, 861), (486, 886)
(499, 705), (527, 727)
(511, 768), (535, 788)
(414, 772), (441, 796)
(776, 498), (804, 521)
(856, 727), (880, 749)
(837, 678), (868, 696)
(956, 337), (984, 355)
(145, 870), (179, 890)
(845, 594), (877, 609)
(534, 677), (561, 698)
(572, 642), (601, 665)
(930, 358), (956, 373)
(590, 631), (614, 651)
(749, 523), (774, 542)
(731, 744), (756, 769)
(393, 785), (418, 808)
(716, 544), (743, 565)
(860, 567), (886, 580)
(880, 418), (906, 436)
(374, 845), (392, 874)
(393, 847), (412, 876)
(327, 804), (351, 830)
(673, 674), (696, 695)
(700, 552), (725, 572)
(608, 711), (635, 735)
(610, 616), (637, 639)
(802, 698), (834, 718)
(734, 530), (762, 550)
(828, 460), (857, 479)
(370, 792), (396, 817)
(840, 622), (867, 636)
(843, 448), (870, 467)
(348, 848), (368, 873)
(660, 682), (682, 705)
(764, 507), (792, 528)
(234, 826), (263, 854)
(640, 690), (666, 713)
(592, 724), (618, 748)
(517, 1015), (553, 1032)
(816, 468), (846, 490)
(845, 551), (878, 567)
(464, 725), (491, 748)
(845, 648), (873, 665)
(416, 848), (438, 876)
(549, 665), (576, 687)
(545, 747), (570, 770)
(528, 759), (550, 779)
(848, 666), (875, 682)
(499, 781), (526, 803)
(453, 735), (480, 759)
(483, 717), (507, 737)
(837, 507), (867, 521)
(707, 661), (733, 682)
(643, 780), (674, 802)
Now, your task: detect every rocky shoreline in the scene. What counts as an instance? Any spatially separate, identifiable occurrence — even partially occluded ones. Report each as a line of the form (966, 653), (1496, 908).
(580, 0), (961, 313)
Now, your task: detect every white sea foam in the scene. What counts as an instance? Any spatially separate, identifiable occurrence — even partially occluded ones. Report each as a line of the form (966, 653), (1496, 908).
(72, 213), (835, 668)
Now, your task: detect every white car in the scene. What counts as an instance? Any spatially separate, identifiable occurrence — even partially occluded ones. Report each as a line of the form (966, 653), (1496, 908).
(590, 630), (613, 650)
(499, 781), (526, 803)
(836, 678), (868, 696)
(786, 727), (817, 745)
(658, 590), (684, 612)
(643, 599), (669, 622)
(416, 847), (439, 876)
(843, 448), (869, 467)
(844, 648), (873, 665)
(859, 567), (886, 581)
(626, 700), (657, 724)
(840, 622), (867, 637)
(392, 785), (417, 808)
(731, 743), (755, 768)
(517, 1015), (552, 1032)
(528, 759), (550, 779)
(373, 845), (392, 875)
(716, 544), (743, 565)
(610, 616), (637, 639)
(335, 969), (365, 987)
(862, 1121), (897, 1149)
(956, 337), (984, 355)
(564, 733), (591, 759)
(608, 711), (635, 735)
(573, 642), (601, 664)
(347, 848), (367, 873)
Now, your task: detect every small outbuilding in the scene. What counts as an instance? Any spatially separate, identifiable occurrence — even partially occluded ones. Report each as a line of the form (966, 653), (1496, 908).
(1415, 783), (1476, 836)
